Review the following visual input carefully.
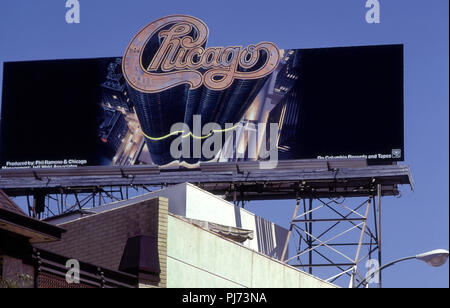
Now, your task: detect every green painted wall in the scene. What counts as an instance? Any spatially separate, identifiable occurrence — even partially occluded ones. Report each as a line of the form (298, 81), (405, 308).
(166, 214), (337, 288)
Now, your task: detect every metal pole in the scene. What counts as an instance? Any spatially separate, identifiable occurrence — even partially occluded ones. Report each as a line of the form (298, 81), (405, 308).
(355, 199), (371, 265)
(32, 195), (37, 219)
(351, 198), (371, 287)
(74, 192), (81, 209)
(356, 255), (416, 288)
(308, 198), (313, 274)
(119, 187), (124, 200)
(377, 184), (382, 288)
(281, 197), (301, 262)
(26, 195), (31, 217)
(61, 190), (64, 213)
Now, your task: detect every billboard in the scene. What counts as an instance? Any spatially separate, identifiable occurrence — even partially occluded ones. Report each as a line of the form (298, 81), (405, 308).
(0, 15), (404, 170)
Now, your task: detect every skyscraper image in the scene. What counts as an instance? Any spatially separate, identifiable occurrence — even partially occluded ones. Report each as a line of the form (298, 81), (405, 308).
(98, 108), (129, 159)
(101, 58), (133, 113)
(127, 76), (269, 166)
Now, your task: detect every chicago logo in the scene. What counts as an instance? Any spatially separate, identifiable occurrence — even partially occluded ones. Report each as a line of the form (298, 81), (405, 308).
(122, 15), (280, 93)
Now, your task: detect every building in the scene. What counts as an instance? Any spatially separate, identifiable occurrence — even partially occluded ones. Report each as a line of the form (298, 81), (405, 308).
(98, 108), (129, 157)
(217, 49), (301, 163)
(0, 189), (136, 288)
(266, 49), (302, 160)
(128, 76), (269, 166)
(45, 183), (289, 261)
(1, 184), (337, 288)
(38, 184), (336, 288)
(0, 189), (63, 288)
(101, 58), (133, 112)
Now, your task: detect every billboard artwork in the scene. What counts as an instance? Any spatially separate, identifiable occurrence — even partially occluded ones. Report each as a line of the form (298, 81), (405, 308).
(0, 15), (404, 170)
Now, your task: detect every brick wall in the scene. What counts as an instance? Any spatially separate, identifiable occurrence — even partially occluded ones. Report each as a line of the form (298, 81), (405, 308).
(0, 255), (34, 288)
(157, 197), (168, 287)
(36, 197), (168, 288)
(38, 272), (93, 288)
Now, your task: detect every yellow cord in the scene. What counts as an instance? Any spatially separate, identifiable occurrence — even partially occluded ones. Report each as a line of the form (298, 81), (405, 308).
(141, 123), (240, 141)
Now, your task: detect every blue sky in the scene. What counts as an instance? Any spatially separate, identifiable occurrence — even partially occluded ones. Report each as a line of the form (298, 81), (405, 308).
(0, 0), (448, 287)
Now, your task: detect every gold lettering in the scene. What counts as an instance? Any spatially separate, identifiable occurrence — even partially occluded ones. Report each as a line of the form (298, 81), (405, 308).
(199, 47), (222, 68)
(185, 47), (204, 69)
(147, 24), (190, 71)
(122, 15), (280, 93)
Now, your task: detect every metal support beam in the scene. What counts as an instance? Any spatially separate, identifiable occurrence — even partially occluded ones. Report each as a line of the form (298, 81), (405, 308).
(281, 196), (300, 262)
(377, 184), (382, 288)
(282, 195), (381, 288)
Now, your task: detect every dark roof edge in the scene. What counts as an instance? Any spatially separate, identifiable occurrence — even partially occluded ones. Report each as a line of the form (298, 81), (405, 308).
(0, 207), (66, 240)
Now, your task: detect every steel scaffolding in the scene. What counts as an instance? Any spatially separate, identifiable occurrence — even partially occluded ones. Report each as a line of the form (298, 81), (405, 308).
(0, 160), (412, 287)
(281, 184), (385, 287)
